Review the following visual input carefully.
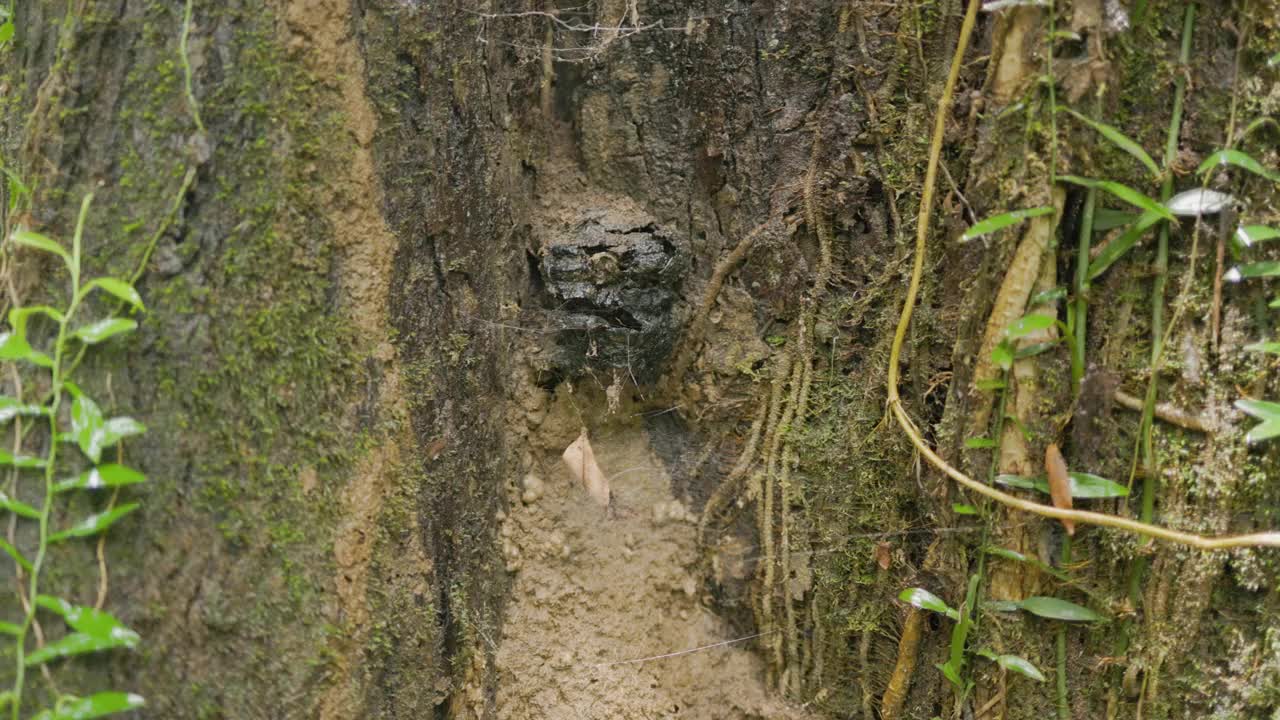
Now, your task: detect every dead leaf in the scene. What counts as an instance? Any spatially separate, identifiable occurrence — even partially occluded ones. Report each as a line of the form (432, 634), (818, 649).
(563, 428), (610, 508)
(1045, 443), (1074, 535)
(875, 542), (892, 571)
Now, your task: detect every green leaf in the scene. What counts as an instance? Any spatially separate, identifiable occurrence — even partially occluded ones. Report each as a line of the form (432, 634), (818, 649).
(0, 397), (44, 423)
(1244, 342), (1280, 355)
(961, 206), (1055, 242)
(10, 229), (70, 264)
(1235, 399), (1280, 443)
(0, 22), (13, 45)
(1167, 188), (1234, 217)
(1271, 51), (1280, 67)
(56, 464), (147, 493)
(0, 331), (53, 369)
(73, 318), (137, 345)
(1017, 596), (1102, 622)
(976, 378), (1006, 391)
(980, 651), (1047, 681)
(36, 596), (140, 646)
(952, 504), (978, 515)
(991, 340), (1014, 371)
(1234, 261), (1280, 279)
(1243, 419), (1280, 444)
(1057, 176), (1175, 221)
(1029, 287), (1067, 305)
(71, 393), (106, 463)
(1065, 108), (1159, 178)
(983, 545), (1070, 582)
(86, 277), (144, 310)
(103, 417), (146, 445)
(0, 449), (46, 469)
(24, 630), (138, 666)
(965, 437), (998, 450)
(1237, 225), (1280, 247)
(1015, 341), (1059, 360)
(1088, 209), (1163, 279)
(0, 621), (19, 635)
(0, 537), (31, 571)
(983, 600), (1022, 613)
(1064, 472), (1129, 498)
(1092, 208), (1139, 232)
(0, 490), (39, 519)
(1236, 398), (1280, 421)
(49, 503), (140, 543)
(29, 692), (145, 720)
(899, 588), (959, 620)
(1197, 149), (1280, 183)
(1005, 314), (1056, 339)
(994, 472), (1128, 498)
(1237, 225), (1280, 249)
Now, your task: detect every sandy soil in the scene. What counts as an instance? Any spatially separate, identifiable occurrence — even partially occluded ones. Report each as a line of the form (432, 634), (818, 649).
(494, 425), (814, 719)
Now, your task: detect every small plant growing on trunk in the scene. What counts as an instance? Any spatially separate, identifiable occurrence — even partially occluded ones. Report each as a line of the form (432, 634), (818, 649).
(2, 195), (147, 719)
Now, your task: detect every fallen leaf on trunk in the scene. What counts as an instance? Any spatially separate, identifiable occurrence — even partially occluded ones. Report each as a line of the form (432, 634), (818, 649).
(563, 428), (610, 508)
(1045, 443), (1074, 535)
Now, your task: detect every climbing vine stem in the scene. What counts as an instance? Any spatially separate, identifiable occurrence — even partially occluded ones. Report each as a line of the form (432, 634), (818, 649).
(885, 0), (1280, 550)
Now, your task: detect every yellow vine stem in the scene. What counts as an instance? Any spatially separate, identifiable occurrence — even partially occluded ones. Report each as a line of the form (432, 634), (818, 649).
(885, 0), (1280, 551)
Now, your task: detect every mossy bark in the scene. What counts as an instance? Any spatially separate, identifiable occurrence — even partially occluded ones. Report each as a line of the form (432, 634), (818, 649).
(2, 1), (1278, 718)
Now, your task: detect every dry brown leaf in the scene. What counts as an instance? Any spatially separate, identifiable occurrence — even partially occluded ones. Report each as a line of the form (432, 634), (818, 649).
(1045, 443), (1074, 536)
(563, 428), (610, 508)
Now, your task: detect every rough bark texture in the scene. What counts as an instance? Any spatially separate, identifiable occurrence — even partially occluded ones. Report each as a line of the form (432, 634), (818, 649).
(2, 1), (1279, 718)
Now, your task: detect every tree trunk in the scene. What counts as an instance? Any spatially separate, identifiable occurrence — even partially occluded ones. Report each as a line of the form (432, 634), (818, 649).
(2, 1), (1278, 718)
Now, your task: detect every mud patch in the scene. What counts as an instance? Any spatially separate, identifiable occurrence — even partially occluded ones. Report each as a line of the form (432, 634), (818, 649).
(494, 425), (814, 719)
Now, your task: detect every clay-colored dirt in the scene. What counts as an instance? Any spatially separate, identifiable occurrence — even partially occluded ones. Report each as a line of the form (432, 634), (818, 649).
(495, 425), (814, 719)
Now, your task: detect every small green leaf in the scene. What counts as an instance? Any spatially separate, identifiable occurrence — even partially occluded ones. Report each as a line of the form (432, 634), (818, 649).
(961, 206), (1055, 242)
(1271, 51), (1280, 67)
(1244, 342), (1280, 355)
(0, 537), (31, 572)
(24, 630), (138, 666)
(1065, 472), (1129, 498)
(995, 472), (1128, 498)
(1244, 419), (1280, 444)
(1197, 149), (1280, 183)
(1029, 287), (1067, 305)
(952, 504), (978, 515)
(0, 331), (53, 369)
(73, 318), (137, 345)
(0, 22), (13, 45)
(991, 341), (1014, 371)
(86, 277), (144, 310)
(1006, 314), (1056, 339)
(899, 588), (959, 620)
(983, 545), (1070, 581)
(1088, 210), (1163, 280)
(0, 490), (39, 519)
(36, 596), (140, 646)
(1015, 341), (1059, 360)
(983, 600), (1022, 613)
(984, 652), (1047, 681)
(49, 503), (140, 543)
(966, 437), (998, 450)
(0, 449), (46, 469)
(1093, 208), (1139, 232)
(1237, 225), (1280, 247)
(1017, 596), (1102, 622)
(1235, 399), (1280, 443)
(1058, 176), (1175, 221)
(0, 621), (19, 635)
(0, 397), (44, 423)
(29, 692), (145, 720)
(71, 393), (106, 463)
(55, 464), (147, 493)
(1065, 108), (1160, 178)
(976, 378), (1006, 391)
(10, 229), (70, 264)
(1234, 261), (1280, 279)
